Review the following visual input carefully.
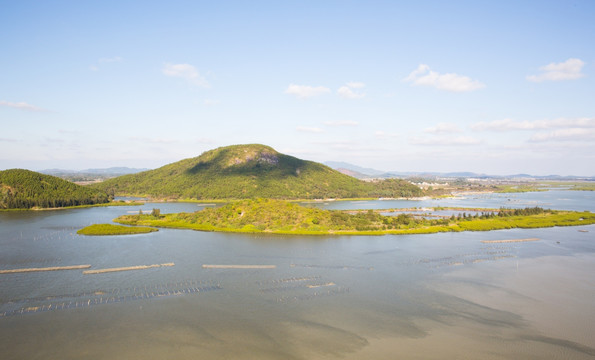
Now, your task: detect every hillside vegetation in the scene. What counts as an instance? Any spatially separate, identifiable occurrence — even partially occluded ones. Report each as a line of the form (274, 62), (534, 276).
(93, 144), (422, 200)
(114, 199), (595, 235)
(0, 169), (110, 209)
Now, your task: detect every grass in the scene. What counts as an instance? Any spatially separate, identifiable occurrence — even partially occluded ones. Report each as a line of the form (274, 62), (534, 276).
(494, 185), (547, 193)
(77, 223), (158, 236)
(112, 199), (595, 236)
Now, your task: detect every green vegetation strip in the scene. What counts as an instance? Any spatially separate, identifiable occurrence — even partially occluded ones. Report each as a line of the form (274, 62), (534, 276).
(77, 223), (158, 236)
(494, 185), (547, 193)
(113, 199), (595, 236)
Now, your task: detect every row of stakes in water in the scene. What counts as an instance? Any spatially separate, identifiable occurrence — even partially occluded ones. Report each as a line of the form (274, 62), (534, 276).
(276, 287), (351, 303)
(0, 282), (222, 318)
(4, 280), (217, 305)
(14, 228), (78, 242)
(290, 264), (374, 271)
(255, 276), (321, 286)
(429, 255), (516, 268)
(414, 250), (514, 265)
(260, 281), (338, 293)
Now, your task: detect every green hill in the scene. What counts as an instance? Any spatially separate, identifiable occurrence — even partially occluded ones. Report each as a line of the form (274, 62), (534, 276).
(93, 144), (422, 200)
(0, 169), (111, 209)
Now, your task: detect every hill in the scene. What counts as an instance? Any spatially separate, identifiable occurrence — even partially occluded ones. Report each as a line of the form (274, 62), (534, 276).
(0, 169), (111, 209)
(93, 144), (422, 200)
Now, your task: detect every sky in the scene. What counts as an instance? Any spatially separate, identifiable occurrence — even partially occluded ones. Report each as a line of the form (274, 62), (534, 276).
(1, 0), (594, 176)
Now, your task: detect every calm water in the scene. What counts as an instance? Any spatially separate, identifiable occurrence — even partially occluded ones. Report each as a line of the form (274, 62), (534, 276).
(1, 191), (594, 359)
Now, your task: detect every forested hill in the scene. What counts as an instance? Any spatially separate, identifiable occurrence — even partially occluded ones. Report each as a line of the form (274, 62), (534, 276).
(93, 144), (423, 200)
(0, 169), (111, 209)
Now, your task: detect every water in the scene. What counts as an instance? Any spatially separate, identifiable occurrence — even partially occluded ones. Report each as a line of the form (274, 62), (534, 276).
(1, 191), (594, 359)
(301, 190), (595, 212)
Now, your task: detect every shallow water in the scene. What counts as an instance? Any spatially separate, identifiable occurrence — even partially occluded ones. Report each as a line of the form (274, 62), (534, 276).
(1, 191), (594, 359)
(302, 190), (595, 212)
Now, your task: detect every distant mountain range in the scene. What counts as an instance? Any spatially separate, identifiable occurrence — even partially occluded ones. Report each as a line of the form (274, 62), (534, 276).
(40, 167), (149, 176)
(324, 162), (595, 181)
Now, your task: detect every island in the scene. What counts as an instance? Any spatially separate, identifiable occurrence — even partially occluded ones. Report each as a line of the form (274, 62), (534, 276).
(112, 199), (595, 236)
(77, 224), (158, 236)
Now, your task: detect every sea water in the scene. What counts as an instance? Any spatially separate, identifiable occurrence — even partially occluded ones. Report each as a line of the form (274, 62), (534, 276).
(1, 191), (594, 359)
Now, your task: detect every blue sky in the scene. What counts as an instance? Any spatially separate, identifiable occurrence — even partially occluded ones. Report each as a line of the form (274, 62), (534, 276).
(1, 0), (594, 175)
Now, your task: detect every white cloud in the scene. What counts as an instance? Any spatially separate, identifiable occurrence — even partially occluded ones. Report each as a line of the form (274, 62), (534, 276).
(424, 122), (461, 133)
(89, 65), (99, 72)
(285, 84), (330, 99)
(403, 64), (485, 92)
(410, 136), (481, 146)
(296, 126), (324, 133)
(530, 128), (595, 142)
(472, 117), (595, 131)
(0, 100), (47, 112)
(337, 87), (364, 99)
(163, 63), (209, 87)
(527, 58), (585, 82)
(324, 120), (359, 127)
(337, 82), (366, 99)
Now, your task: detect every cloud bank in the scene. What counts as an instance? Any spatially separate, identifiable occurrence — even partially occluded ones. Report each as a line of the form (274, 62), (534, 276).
(296, 126), (324, 133)
(410, 135), (481, 146)
(404, 64), (485, 92)
(337, 82), (366, 99)
(0, 100), (47, 112)
(526, 58), (585, 82)
(472, 117), (595, 131)
(424, 122), (461, 133)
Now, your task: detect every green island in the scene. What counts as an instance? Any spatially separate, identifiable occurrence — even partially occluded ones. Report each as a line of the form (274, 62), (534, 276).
(77, 223), (158, 236)
(113, 199), (595, 236)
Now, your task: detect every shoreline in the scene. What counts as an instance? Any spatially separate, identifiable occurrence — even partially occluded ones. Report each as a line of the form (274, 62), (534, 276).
(0, 200), (144, 212)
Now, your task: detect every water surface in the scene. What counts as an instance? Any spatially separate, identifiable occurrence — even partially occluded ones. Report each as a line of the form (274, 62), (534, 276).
(1, 191), (594, 359)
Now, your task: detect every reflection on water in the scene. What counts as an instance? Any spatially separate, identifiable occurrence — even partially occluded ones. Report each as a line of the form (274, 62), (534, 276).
(1, 191), (594, 359)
